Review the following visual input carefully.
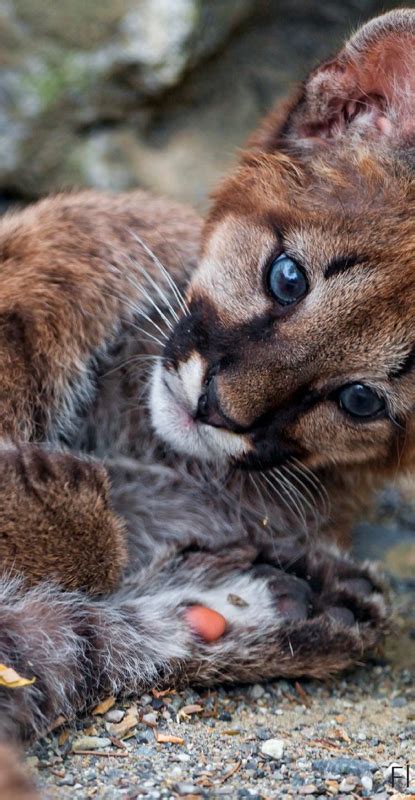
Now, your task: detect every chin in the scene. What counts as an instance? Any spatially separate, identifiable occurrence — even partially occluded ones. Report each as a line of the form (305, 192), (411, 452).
(149, 361), (250, 465)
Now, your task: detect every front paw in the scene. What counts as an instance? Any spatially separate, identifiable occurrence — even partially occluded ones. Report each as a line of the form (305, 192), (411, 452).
(174, 542), (389, 683)
(0, 443), (127, 593)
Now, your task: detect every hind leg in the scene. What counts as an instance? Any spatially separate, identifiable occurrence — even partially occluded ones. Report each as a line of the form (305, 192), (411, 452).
(0, 441), (127, 593)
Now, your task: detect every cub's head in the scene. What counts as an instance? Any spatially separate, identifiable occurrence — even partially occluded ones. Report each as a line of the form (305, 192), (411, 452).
(151, 9), (415, 475)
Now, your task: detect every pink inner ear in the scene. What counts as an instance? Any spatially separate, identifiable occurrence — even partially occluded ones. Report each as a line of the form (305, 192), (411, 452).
(298, 31), (415, 142)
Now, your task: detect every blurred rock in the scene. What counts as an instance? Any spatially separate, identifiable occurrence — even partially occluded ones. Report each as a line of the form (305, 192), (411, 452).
(0, 0), (402, 204)
(0, 0), (255, 197)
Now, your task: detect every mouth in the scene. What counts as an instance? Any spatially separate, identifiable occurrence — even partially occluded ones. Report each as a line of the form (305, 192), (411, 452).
(149, 361), (250, 464)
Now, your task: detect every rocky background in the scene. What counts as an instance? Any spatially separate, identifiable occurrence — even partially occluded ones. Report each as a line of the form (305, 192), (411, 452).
(0, 0), (403, 209)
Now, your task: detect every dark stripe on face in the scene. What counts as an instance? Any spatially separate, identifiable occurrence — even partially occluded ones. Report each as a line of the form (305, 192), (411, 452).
(324, 254), (367, 279)
(389, 345), (415, 379)
(164, 296), (275, 369)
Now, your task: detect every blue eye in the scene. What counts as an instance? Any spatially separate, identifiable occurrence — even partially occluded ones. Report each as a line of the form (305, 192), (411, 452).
(267, 254), (308, 306)
(338, 383), (385, 419)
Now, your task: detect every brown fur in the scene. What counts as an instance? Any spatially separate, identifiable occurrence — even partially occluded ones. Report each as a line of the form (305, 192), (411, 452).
(0, 445), (126, 592)
(0, 191), (202, 589)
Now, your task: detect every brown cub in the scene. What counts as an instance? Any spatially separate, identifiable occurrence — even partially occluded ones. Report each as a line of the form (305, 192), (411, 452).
(1, 13), (414, 795)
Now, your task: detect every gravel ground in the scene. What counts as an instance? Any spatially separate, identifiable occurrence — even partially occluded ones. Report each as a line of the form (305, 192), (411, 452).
(26, 491), (415, 800)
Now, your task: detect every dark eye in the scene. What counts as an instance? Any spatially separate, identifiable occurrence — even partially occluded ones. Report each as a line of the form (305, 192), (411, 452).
(267, 254), (308, 306)
(338, 383), (385, 419)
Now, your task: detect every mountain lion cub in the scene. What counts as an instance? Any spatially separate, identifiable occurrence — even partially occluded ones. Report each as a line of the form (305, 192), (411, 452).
(1, 15), (413, 788)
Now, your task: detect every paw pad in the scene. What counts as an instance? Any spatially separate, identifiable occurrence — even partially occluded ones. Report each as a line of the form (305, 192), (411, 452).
(185, 605), (227, 643)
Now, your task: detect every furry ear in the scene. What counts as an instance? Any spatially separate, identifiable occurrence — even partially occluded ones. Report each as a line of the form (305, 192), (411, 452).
(249, 9), (415, 153)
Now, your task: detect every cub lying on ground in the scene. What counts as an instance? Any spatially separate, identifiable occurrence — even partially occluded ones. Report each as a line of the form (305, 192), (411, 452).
(1, 11), (415, 769)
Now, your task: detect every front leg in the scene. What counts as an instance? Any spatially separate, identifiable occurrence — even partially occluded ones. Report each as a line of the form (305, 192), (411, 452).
(161, 539), (389, 684)
(0, 442), (126, 593)
(0, 537), (388, 739)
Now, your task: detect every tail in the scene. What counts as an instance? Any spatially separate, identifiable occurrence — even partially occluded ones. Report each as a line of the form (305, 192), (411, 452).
(0, 573), (192, 739)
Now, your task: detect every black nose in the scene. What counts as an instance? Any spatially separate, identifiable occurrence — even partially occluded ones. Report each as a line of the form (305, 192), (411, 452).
(196, 376), (228, 429)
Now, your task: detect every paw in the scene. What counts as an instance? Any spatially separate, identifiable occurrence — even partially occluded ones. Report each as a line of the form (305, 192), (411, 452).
(176, 542), (388, 682)
(0, 443), (127, 593)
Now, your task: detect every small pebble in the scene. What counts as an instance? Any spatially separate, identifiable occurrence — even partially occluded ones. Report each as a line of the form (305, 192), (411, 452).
(261, 738), (285, 760)
(360, 774), (373, 792)
(57, 774), (75, 787)
(104, 709), (125, 723)
(339, 778), (356, 792)
(72, 736), (112, 751)
(299, 785), (318, 795)
(312, 758), (375, 776)
(250, 684), (265, 699)
(173, 782), (202, 796)
(142, 712), (158, 726)
(140, 693), (153, 705)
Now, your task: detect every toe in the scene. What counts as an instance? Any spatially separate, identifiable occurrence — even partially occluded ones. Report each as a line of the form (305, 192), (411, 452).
(342, 577), (373, 596)
(325, 606), (356, 626)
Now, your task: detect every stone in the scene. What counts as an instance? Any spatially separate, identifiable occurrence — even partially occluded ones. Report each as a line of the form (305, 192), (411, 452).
(312, 758), (376, 777)
(339, 778), (356, 792)
(261, 738), (285, 760)
(360, 775), (373, 792)
(0, 0), (256, 198)
(72, 736), (112, 751)
(173, 783), (202, 796)
(250, 683), (265, 699)
(104, 709), (125, 723)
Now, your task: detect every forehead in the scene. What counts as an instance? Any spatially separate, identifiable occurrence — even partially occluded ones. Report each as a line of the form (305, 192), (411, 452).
(190, 217), (275, 324)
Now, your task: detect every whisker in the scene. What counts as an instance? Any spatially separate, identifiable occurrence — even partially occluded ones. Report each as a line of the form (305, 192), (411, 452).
(129, 231), (190, 318)
(100, 287), (170, 341)
(125, 322), (164, 349)
(101, 354), (163, 379)
(248, 472), (271, 527)
(268, 469), (308, 533)
(131, 264), (176, 330)
(279, 464), (321, 529)
(127, 268), (175, 332)
(291, 457), (331, 518)
(259, 471), (306, 533)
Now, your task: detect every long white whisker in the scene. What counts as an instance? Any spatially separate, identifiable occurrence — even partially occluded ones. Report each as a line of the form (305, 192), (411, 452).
(100, 287), (170, 342)
(248, 473), (273, 528)
(260, 471), (304, 532)
(132, 262), (177, 329)
(130, 231), (189, 317)
(269, 469), (308, 534)
(128, 269), (174, 332)
(291, 457), (331, 518)
(279, 464), (320, 528)
(126, 321), (164, 349)
(101, 354), (163, 379)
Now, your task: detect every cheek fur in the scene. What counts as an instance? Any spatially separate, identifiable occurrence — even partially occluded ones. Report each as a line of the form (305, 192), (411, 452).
(292, 406), (394, 469)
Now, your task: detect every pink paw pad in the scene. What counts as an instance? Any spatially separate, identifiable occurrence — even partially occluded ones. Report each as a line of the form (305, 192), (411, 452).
(185, 605), (227, 642)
